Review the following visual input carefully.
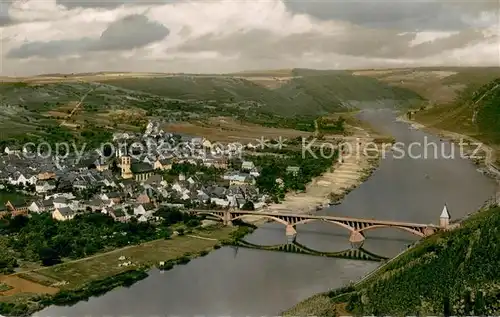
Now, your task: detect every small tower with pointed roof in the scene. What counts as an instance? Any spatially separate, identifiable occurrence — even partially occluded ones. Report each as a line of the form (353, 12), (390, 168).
(440, 204), (450, 228)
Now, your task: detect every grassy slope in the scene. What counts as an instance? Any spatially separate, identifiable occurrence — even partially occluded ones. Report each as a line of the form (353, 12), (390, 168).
(286, 205), (500, 316)
(414, 77), (500, 145)
(97, 76), (296, 114)
(100, 69), (423, 116)
(278, 69), (423, 113)
(0, 81), (146, 139)
(352, 67), (500, 105)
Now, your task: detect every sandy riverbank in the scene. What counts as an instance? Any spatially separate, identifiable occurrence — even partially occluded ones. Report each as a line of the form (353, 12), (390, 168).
(266, 141), (376, 214)
(241, 129), (380, 225)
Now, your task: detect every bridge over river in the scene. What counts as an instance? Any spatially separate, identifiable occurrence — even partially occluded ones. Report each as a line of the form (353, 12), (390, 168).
(190, 205), (451, 246)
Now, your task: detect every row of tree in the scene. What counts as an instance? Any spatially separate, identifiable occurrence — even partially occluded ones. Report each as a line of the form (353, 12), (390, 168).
(0, 207), (202, 267)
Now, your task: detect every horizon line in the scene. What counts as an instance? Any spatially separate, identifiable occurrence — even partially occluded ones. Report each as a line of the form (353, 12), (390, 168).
(2, 65), (500, 80)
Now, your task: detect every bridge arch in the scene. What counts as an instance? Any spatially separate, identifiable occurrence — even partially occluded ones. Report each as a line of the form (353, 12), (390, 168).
(231, 214), (289, 226)
(293, 219), (355, 232)
(357, 225), (425, 237)
(192, 211), (225, 222)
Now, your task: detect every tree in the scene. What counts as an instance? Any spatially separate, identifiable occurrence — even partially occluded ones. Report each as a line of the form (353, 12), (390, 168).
(241, 201), (255, 211)
(7, 215), (29, 233)
(39, 247), (61, 266)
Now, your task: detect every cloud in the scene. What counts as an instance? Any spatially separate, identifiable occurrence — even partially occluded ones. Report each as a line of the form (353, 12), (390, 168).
(5, 38), (92, 59)
(284, 0), (500, 31)
(5, 14), (170, 58)
(55, 0), (165, 9)
(1, 0), (499, 76)
(87, 14), (170, 51)
(0, 0), (15, 26)
(175, 27), (489, 60)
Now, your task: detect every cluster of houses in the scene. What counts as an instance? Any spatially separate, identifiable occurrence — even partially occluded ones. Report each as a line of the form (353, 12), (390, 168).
(0, 121), (289, 223)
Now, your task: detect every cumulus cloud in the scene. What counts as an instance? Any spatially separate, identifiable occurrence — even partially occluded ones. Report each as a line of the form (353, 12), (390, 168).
(175, 28), (489, 60)
(5, 14), (169, 58)
(87, 14), (170, 51)
(284, 0), (500, 31)
(0, 0), (499, 76)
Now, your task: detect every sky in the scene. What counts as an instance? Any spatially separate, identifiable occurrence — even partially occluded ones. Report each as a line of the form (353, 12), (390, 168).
(0, 0), (499, 75)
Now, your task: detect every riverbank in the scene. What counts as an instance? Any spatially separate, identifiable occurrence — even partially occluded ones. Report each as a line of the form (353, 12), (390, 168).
(262, 132), (381, 216)
(397, 114), (500, 180)
(0, 226), (240, 316)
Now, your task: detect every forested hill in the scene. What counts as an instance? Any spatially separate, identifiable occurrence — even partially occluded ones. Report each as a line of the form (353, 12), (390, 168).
(286, 204), (500, 316)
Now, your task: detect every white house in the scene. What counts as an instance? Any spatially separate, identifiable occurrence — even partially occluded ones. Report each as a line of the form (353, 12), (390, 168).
(138, 211), (156, 223)
(211, 198), (230, 208)
(8, 172), (37, 186)
(35, 180), (56, 193)
(223, 172), (255, 186)
(28, 200), (54, 213)
(46, 192), (75, 200)
(133, 204), (146, 216)
(4, 146), (21, 155)
(249, 168), (261, 178)
(241, 161), (255, 171)
(53, 197), (70, 209)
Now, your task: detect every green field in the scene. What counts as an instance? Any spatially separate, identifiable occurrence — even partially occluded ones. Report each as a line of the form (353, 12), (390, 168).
(16, 226), (234, 290)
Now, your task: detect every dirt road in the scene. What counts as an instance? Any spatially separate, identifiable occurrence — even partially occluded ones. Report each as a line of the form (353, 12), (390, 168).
(60, 86), (94, 126)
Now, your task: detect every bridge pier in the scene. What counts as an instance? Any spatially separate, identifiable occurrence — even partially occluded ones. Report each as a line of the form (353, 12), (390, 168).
(423, 226), (436, 237)
(286, 225), (297, 243)
(349, 231), (365, 248)
(223, 210), (232, 226)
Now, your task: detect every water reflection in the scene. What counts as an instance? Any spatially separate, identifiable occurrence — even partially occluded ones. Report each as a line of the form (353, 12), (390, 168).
(244, 222), (416, 258)
(236, 237), (389, 262)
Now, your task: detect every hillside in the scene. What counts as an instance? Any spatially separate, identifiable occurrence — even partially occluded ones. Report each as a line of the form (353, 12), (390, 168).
(97, 76), (297, 114)
(277, 70), (423, 113)
(286, 205), (500, 316)
(414, 77), (500, 146)
(99, 69), (423, 115)
(0, 69), (422, 141)
(353, 67), (500, 105)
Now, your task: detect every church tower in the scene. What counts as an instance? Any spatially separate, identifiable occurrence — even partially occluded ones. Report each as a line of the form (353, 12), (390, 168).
(121, 156), (133, 179)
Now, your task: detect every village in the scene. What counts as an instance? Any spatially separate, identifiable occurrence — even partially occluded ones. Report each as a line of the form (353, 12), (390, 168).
(0, 121), (304, 223)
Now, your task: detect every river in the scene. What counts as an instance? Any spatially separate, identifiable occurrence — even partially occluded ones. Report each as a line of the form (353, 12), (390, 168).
(35, 109), (497, 317)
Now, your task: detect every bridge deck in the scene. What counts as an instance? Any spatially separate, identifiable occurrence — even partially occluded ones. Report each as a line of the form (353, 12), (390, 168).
(191, 210), (439, 228)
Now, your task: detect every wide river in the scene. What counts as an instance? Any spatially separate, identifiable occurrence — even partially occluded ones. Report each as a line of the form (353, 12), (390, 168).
(36, 109), (497, 317)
